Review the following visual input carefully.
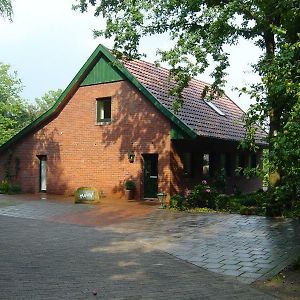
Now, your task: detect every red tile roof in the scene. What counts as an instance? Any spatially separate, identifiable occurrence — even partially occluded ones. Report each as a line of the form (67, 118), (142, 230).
(124, 59), (267, 144)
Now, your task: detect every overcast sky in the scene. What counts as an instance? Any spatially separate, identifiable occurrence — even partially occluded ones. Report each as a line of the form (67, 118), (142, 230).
(0, 0), (262, 111)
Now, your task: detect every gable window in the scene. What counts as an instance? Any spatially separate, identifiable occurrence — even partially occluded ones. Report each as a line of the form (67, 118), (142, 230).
(204, 100), (225, 116)
(96, 97), (111, 123)
(183, 153), (193, 177)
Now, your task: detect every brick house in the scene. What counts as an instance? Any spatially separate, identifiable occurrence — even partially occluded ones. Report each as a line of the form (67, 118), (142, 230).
(0, 45), (266, 200)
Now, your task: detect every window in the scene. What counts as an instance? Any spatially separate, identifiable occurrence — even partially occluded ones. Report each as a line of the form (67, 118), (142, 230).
(96, 97), (111, 123)
(204, 100), (225, 116)
(203, 153), (210, 177)
(183, 153), (193, 177)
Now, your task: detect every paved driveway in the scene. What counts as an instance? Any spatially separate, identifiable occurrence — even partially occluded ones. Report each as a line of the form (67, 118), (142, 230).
(0, 194), (299, 298)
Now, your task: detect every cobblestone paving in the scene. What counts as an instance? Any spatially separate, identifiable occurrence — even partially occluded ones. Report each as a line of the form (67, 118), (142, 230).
(0, 201), (91, 220)
(105, 210), (300, 284)
(0, 215), (274, 299)
(0, 195), (299, 286)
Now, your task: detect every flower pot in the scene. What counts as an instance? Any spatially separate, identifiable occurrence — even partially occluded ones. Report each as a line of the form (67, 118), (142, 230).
(125, 189), (134, 200)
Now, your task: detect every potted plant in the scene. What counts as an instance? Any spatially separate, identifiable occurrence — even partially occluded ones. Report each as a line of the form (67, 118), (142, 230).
(124, 179), (136, 200)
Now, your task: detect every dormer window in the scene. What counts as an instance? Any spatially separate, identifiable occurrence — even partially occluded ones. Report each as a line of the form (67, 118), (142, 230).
(204, 100), (225, 116)
(96, 97), (111, 123)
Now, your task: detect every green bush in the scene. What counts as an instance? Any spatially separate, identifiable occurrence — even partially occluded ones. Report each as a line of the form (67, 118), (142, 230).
(0, 180), (10, 193)
(169, 194), (186, 210)
(238, 195), (258, 207)
(124, 180), (136, 190)
(0, 181), (22, 194)
(186, 180), (217, 209)
(239, 205), (257, 215)
(215, 194), (230, 210)
(9, 184), (21, 194)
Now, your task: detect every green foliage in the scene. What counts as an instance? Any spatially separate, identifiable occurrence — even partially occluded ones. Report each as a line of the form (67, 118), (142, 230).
(124, 179), (136, 190)
(0, 180), (9, 193)
(169, 194), (186, 211)
(0, 63), (30, 145)
(186, 180), (217, 209)
(0, 180), (21, 194)
(215, 194), (230, 210)
(239, 206), (257, 216)
(27, 89), (63, 122)
(0, 62), (62, 146)
(0, 0), (13, 21)
(212, 169), (226, 193)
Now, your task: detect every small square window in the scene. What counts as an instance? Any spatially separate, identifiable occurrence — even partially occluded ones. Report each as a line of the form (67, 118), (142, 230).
(96, 97), (111, 123)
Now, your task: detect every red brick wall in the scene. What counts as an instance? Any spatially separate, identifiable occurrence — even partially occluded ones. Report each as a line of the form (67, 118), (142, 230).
(0, 80), (172, 199)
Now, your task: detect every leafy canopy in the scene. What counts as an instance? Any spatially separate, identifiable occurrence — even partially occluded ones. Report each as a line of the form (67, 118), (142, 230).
(27, 89), (63, 122)
(0, 0), (13, 21)
(0, 63), (28, 145)
(0, 62), (63, 146)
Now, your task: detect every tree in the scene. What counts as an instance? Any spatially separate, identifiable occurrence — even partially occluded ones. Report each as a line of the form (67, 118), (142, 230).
(0, 63), (29, 145)
(74, 0), (300, 207)
(27, 89), (63, 122)
(0, 0), (13, 21)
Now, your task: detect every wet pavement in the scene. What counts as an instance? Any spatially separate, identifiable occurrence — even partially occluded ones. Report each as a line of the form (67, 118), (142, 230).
(0, 194), (300, 286)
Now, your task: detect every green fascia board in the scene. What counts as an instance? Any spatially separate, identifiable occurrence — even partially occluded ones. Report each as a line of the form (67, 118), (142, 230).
(171, 123), (193, 140)
(0, 44), (197, 152)
(81, 55), (123, 86)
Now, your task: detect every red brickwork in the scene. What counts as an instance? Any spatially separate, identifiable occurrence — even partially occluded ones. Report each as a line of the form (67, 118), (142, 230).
(0, 81), (172, 199)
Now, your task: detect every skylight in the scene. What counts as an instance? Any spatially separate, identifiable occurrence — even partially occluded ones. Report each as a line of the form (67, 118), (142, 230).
(204, 100), (225, 116)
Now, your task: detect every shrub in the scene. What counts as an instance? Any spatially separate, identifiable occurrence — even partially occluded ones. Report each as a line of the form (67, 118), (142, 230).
(169, 194), (186, 210)
(9, 184), (21, 194)
(239, 205), (257, 215)
(186, 180), (217, 209)
(0, 180), (10, 193)
(238, 195), (258, 207)
(124, 180), (136, 190)
(215, 194), (230, 210)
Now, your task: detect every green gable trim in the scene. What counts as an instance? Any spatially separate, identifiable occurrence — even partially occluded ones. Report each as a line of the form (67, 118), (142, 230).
(171, 124), (193, 140)
(81, 55), (123, 86)
(0, 44), (197, 152)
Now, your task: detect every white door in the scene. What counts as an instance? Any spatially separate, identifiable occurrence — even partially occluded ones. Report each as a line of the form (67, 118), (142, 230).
(40, 157), (47, 192)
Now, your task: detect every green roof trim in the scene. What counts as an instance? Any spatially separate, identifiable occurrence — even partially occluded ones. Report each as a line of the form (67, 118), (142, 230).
(171, 123), (193, 140)
(0, 44), (197, 152)
(81, 55), (123, 86)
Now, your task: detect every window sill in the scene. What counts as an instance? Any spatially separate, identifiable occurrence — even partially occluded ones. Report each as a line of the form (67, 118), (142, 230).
(95, 120), (112, 126)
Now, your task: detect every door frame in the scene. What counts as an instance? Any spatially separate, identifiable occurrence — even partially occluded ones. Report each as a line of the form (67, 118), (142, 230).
(37, 155), (47, 192)
(142, 153), (158, 198)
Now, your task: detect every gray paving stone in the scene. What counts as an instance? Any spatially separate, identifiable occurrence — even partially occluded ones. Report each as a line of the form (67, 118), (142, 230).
(221, 264), (241, 271)
(1, 196), (300, 289)
(0, 215), (273, 300)
(239, 266), (262, 273)
(222, 269), (245, 276)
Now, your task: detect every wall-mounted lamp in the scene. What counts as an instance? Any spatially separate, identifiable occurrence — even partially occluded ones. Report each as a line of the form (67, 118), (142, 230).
(128, 150), (135, 163)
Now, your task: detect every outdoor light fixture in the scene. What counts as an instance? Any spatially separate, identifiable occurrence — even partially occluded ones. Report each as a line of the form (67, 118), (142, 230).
(157, 192), (167, 209)
(128, 150), (135, 163)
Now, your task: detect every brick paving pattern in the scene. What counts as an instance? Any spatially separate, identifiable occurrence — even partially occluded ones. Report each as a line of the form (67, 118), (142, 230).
(0, 215), (273, 299)
(0, 194), (299, 297)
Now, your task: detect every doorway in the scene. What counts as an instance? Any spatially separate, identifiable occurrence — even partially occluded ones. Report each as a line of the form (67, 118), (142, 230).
(143, 154), (158, 198)
(38, 156), (47, 192)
